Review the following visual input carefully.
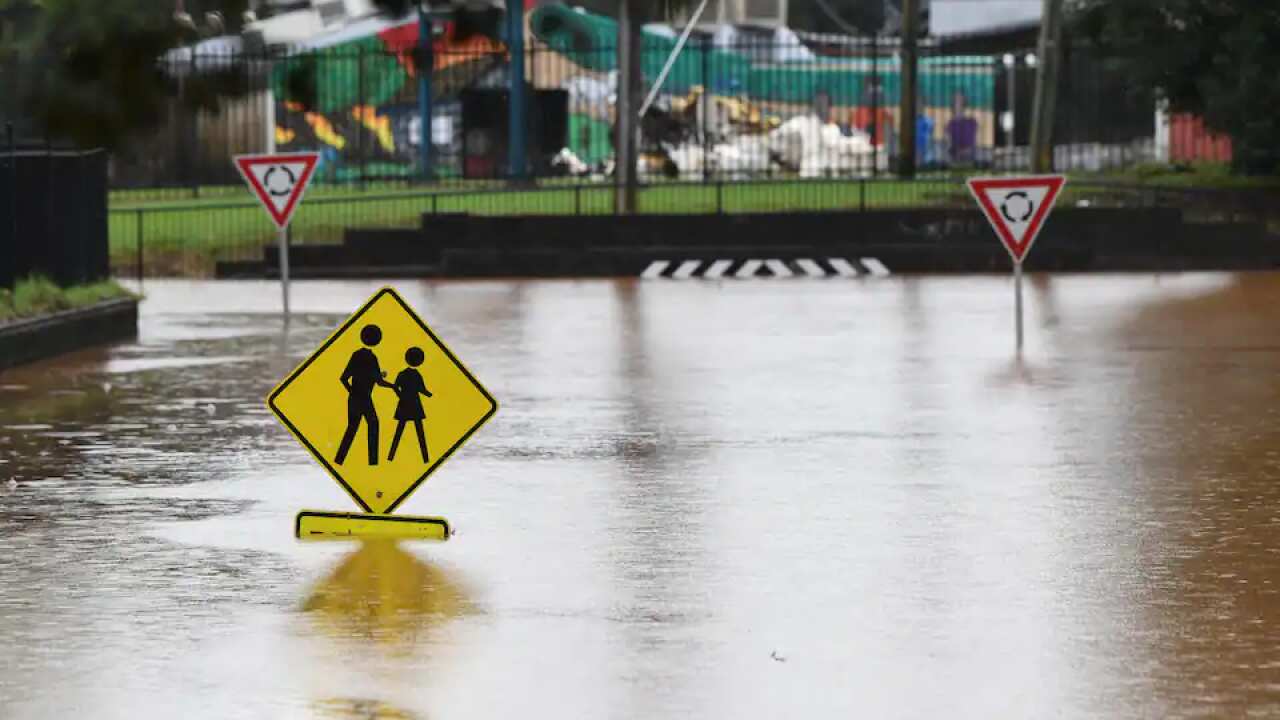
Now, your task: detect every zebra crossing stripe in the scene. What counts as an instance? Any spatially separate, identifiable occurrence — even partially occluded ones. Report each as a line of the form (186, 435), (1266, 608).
(673, 260), (702, 279)
(764, 259), (793, 278)
(827, 258), (860, 277)
(860, 257), (891, 277)
(641, 257), (889, 280)
(704, 259), (733, 279)
(735, 259), (764, 278)
(641, 260), (670, 279)
(795, 258), (827, 278)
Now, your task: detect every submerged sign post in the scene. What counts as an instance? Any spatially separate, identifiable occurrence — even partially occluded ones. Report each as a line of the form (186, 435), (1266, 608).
(234, 152), (320, 316)
(967, 175), (1066, 351)
(268, 287), (497, 540)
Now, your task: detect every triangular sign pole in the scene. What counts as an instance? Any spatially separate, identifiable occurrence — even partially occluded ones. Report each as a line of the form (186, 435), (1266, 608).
(966, 174), (1067, 352)
(233, 152), (321, 318)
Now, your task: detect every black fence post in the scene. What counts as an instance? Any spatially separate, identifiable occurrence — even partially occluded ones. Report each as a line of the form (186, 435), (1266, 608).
(135, 208), (144, 282)
(871, 33), (880, 178)
(574, 185), (581, 216)
(860, 178), (867, 213)
(701, 36), (711, 185)
(358, 47), (367, 191)
(46, 135), (54, 281)
(2, 122), (13, 290)
(716, 180), (723, 214)
(6, 125), (13, 251)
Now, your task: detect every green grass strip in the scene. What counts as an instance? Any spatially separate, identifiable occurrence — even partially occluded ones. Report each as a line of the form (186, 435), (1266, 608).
(0, 276), (136, 323)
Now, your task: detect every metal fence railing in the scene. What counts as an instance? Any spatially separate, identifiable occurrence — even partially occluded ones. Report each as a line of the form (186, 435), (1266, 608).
(2, 143), (110, 288)
(107, 176), (961, 276)
(108, 177), (1280, 278)
(37, 12), (1253, 278)
(110, 23), (1160, 196)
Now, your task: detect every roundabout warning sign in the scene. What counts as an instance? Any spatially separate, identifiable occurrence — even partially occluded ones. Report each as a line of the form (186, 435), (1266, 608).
(234, 151), (321, 316)
(966, 175), (1066, 263)
(234, 152), (320, 229)
(967, 174), (1067, 351)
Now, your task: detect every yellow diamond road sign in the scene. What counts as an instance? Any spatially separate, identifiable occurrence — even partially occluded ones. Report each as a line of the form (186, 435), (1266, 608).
(268, 287), (497, 514)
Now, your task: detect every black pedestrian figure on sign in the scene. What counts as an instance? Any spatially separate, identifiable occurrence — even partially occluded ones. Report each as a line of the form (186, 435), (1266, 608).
(388, 347), (433, 463)
(335, 324), (394, 466)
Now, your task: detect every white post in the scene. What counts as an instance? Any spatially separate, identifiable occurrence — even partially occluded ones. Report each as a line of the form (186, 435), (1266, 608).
(638, 0), (711, 118)
(1154, 98), (1170, 164)
(278, 224), (291, 317)
(265, 87), (276, 154)
(1006, 55), (1016, 154)
(1014, 260), (1024, 351)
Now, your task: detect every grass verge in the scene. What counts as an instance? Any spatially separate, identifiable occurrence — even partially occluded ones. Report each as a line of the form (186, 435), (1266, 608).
(108, 178), (959, 274)
(0, 276), (136, 323)
(1072, 163), (1280, 189)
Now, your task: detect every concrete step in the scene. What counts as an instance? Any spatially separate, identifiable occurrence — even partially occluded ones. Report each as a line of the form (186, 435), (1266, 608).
(265, 242), (442, 267)
(216, 260), (265, 278)
(263, 264), (443, 279)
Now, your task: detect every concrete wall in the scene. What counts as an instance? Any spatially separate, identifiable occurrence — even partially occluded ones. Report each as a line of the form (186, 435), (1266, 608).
(0, 299), (138, 373)
(223, 206), (1280, 279)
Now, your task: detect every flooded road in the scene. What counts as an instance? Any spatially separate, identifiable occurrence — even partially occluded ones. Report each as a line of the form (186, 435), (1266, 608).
(3, 274), (1280, 718)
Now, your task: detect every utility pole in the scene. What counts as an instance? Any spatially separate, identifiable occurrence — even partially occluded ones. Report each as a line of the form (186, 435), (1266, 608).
(508, 0), (528, 181)
(418, 4), (433, 181)
(1029, 0), (1064, 173)
(615, 0), (641, 214)
(897, 0), (919, 178)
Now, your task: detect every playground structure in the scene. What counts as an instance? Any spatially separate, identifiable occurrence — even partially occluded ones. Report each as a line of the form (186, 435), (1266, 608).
(138, 6), (1004, 190)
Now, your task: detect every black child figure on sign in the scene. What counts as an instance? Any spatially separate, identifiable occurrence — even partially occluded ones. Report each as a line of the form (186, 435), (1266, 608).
(335, 324), (394, 466)
(388, 346), (433, 463)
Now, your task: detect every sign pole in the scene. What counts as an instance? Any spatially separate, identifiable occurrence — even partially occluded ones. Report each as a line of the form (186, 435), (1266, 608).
(279, 224), (291, 317)
(233, 151), (319, 319)
(1014, 260), (1024, 351)
(966, 174), (1066, 354)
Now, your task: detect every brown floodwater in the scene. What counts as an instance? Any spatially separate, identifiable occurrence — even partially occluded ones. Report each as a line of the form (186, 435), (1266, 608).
(2, 274), (1280, 718)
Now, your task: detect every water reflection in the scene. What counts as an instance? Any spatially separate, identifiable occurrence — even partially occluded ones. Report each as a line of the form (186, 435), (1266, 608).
(8, 276), (1280, 718)
(1108, 276), (1280, 713)
(302, 540), (471, 652)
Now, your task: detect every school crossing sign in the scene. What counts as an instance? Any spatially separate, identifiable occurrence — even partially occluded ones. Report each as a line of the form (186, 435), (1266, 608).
(268, 288), (497, 534)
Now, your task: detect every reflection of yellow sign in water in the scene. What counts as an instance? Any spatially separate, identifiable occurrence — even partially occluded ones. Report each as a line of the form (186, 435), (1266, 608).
(268, 287), (497, 514)
(313, 698), (420, 720)
(303, 540), (470, 650)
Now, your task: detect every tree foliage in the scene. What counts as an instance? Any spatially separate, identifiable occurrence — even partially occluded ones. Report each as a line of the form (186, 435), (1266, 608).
(1073, 0), (1280, 174)
(12, 0), (252, 147)
(6, 0), (523, 147)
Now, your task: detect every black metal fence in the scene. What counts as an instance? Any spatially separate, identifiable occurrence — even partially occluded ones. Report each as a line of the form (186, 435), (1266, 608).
(1, 138), (110, 288)
(107, 175), (1280, 278)
(113, 26), (1158, 196)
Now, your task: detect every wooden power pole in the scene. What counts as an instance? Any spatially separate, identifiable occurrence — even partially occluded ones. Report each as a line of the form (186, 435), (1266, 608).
(898, 0), (919, 178)
(1029, 0), (1064, 173)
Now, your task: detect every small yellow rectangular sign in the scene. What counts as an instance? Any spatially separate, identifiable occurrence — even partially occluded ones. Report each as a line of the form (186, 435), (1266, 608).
(295, 511), (451, 541)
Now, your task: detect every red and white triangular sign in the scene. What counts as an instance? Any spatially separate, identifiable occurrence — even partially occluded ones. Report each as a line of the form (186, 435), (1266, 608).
(234, 152), (321, 229)
(967, 175), (1067, 264)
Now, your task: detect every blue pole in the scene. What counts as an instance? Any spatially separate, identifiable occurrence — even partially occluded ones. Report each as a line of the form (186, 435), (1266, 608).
(507, 0), (527, 180)
(418, 5), (433, 181)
